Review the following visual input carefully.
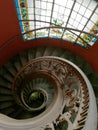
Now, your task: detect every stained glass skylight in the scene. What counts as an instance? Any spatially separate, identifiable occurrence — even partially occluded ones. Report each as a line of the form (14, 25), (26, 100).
(14, 0), (98, 48)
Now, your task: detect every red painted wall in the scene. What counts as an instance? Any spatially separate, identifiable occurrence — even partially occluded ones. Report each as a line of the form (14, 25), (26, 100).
(0, 0), (21, 46)
(0, 0), (98, 72)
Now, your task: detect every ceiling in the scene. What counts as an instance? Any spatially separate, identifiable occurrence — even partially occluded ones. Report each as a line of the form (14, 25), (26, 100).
(14, 0), (98, 48)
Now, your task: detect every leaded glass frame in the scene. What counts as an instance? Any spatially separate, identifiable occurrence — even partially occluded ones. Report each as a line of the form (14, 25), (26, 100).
(14, 0), (98, 48)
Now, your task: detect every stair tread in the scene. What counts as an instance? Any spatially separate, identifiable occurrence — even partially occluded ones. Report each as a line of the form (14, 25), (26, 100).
(3, 62), (17, 76)
(0, 69), (13, 82)
(82, 62), (93, 75)
(0, 101), (14, 109)
(0, 95), (13, 102)
(19, 51), (28, 66)
(88, 72), (98, 85)
(0, 107), (15, 115)
(0, 87), (12, 95)
(14, 61), (22, 71)
(0, 77), (11, 89)
(43, 46), (55, 56)
(9, 107), (23, 118)
(51, 47), (64, 56)
(73, 55), (84, 69)
(35, 46), (46, 58)
(28, 48), (36, 61)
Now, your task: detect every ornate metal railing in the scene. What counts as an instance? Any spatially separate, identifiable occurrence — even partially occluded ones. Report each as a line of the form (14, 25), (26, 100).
(0, 56), (97, 130)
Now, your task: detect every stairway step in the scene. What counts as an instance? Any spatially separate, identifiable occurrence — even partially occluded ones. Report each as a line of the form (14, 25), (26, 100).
(9, 55), (22, 72)
(29, 80), (36, 89)
(60, 50), (72, 58)
(32, 78), (37, 86)
(0, 87), (12, 95)
(0, 77), (11, 89)
(16, 110), (33, 119)
(88, 72), (98, 85)
(0, 101), (14, 109)
(35, 46), (46, 58)
(28, 82), (33, 91)
(0, 107), (15, 115)
(19, 51), (28, 66)
(51, 47), (64, 57)
(3, 62), (17, 77)
(23, 84), (32, 95)
(73, 55), (84, 69)
(34, 78), (39, 84)
(28, 48), (36, 61)
(0, 69), (13, 83)
(61, 50), (75, 62)
(0, 95), (13, 102)
(93, 85), (98, 97)
(28, 81), (34, 90)
(35, 78), (41, 84)
(82, 62), (94, 76)
(14, 61), (22, 71)
(9, 107), (23, 118)
(59, 52), (67, 59)
(43, 46), (55, 56)
(47, 94), (54, 107)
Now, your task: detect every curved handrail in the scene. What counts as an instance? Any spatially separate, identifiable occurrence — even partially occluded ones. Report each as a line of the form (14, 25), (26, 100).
(0, 35), (20, 50)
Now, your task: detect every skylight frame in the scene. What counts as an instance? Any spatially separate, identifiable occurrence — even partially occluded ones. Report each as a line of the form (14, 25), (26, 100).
(14, 0), (98, 48)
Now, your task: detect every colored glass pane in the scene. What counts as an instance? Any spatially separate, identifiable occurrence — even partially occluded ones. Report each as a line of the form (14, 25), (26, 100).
(14, 0), (98, 48)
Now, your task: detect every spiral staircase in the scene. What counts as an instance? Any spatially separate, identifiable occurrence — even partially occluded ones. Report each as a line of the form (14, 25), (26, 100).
(0, 46), (97, 130)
